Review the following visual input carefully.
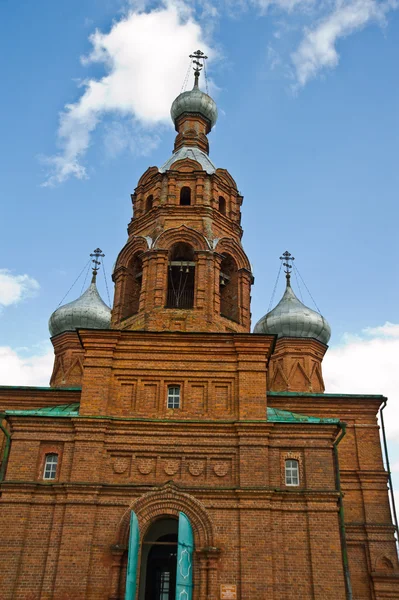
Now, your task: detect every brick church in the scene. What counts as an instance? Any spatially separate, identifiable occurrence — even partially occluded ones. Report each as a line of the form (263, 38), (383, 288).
(0, 52), (398, 600)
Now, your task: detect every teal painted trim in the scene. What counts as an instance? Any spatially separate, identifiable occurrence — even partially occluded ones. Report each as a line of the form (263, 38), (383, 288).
(5, 408), (338, 426)
(5, 404), (339, 426)
(176, 512), (194, 600)
(5, 403), (80, 417)
(268, 391), (386, 400)
(267, 406), (340, 425)
(0, 385), (81, 391)
(125, 511), (139, 600)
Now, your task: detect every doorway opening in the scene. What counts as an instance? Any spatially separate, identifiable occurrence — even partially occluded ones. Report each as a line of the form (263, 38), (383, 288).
(139, 518), (178, 600)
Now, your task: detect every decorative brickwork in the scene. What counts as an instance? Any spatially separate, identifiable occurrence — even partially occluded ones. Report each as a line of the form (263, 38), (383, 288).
(50, 331), (85, 387)
(268, 337), (327, 392)
(117, 483), (216, 548)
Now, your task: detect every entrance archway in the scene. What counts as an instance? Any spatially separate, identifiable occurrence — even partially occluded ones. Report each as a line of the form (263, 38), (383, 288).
(139, 518), (178, 600)
(111, 484), (219, 600)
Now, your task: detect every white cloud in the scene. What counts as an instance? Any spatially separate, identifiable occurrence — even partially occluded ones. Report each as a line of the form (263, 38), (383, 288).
(252, 0), (315, 12)
(102, 120), (161, 159)
(292, 0), (396, 87)
(43, 1), (211, 186)
(224, 0), (315, 13)
(0, 345), (53, 387)
(324, 322), (399, 441)
(0, 269), (40, 308)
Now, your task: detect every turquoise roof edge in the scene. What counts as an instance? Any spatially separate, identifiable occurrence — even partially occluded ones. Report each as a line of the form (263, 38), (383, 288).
(4, 403), (80, 417)
(4, 404), (339, 425)
(268, 391), (386, 399)
(267, 406), (340, 425)
(0, 385), (81, 392)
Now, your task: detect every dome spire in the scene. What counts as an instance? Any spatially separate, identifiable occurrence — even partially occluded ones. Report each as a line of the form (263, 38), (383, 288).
(90, 247), (104, 284)
(280, 250), (295, 287)
(170, 50), (217, 150)
(189, 49), (208, 89)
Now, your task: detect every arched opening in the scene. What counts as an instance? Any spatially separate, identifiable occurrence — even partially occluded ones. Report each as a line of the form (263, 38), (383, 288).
(166, 243), (195, 309)
(180, 186), (191, 206)
(220, 254), (239, 322)
(139, 518), (178, 600)
(122, 253), (143, 319)
(218, 196), (226, 215)
(145, 195), (153, 212)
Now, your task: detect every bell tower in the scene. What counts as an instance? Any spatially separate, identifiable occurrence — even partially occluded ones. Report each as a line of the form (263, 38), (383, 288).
(112, 51), (253, 333)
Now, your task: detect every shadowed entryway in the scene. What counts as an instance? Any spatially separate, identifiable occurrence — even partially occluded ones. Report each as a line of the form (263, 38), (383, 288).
(139, 519), (178, 600)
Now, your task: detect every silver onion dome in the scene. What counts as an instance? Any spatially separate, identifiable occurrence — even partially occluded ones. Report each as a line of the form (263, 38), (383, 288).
(254, 279), (331, 345)
(49, 278), (111, 337)
(171, 84), (218, 131)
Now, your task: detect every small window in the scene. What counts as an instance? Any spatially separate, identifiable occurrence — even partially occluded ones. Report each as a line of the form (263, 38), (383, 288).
(180, 187), (191, 206)
(145, 195), (153, 212)
(43, 454), (58, 480)
(218, 196), (226, 215)
(167, 386), (181, 409)
(285, 459), (299, 486)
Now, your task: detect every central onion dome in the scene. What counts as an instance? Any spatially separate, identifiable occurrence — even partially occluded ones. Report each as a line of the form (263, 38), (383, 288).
(171, 84), (218, 132)
(49, 273), (111, 337)
(254, 276), (331, 345)
(171, 50), (218, 133)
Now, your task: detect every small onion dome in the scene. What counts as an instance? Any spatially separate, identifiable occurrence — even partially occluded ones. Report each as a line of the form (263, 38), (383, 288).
(171, 84), (218, 132)
(49, 278), (111, 337)
(254, 279), (331, 345)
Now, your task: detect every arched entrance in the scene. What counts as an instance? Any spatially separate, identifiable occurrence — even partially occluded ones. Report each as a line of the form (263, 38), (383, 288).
(139, 518), (178, 600)
(123, 510), (194, 600)
(111, 484), (219, 600)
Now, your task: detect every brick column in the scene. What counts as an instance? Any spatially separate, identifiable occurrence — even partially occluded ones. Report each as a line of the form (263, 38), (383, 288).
(108, 545), (126, 600)
(78, 331), (120, 416)
(238, 269), (252, 331)
(234, 338), (270, 420)
(112, 267), (127, 325)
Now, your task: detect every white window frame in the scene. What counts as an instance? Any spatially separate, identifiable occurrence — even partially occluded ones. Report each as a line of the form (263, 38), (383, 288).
(167, 385), (181, 409)
(285, 459), (299, 486)
(43, 453), (59, 480)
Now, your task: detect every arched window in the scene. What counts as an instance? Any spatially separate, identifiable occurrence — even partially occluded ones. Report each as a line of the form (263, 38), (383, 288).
(285, 459), (299, 486)
(122, 254), (143, 319)
(43, 453), (58, 480)
(218, 196), (226, 215)
(180, 187), (191, 206)
(220, 254), (239, 322)
(166, 243), (195, 309)
(145, 195), (153, 212)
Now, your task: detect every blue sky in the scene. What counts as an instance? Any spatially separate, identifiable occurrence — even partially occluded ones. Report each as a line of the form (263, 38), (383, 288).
(1, 0), (399, 506)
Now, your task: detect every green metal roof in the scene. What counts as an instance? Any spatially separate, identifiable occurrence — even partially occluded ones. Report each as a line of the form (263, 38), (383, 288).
(268, 391), (386, 399)
(3, 404), (338, 426)
(4, 403), (80, 417)
(0, 385), (81, 392)
(267, 406), (340, 425)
